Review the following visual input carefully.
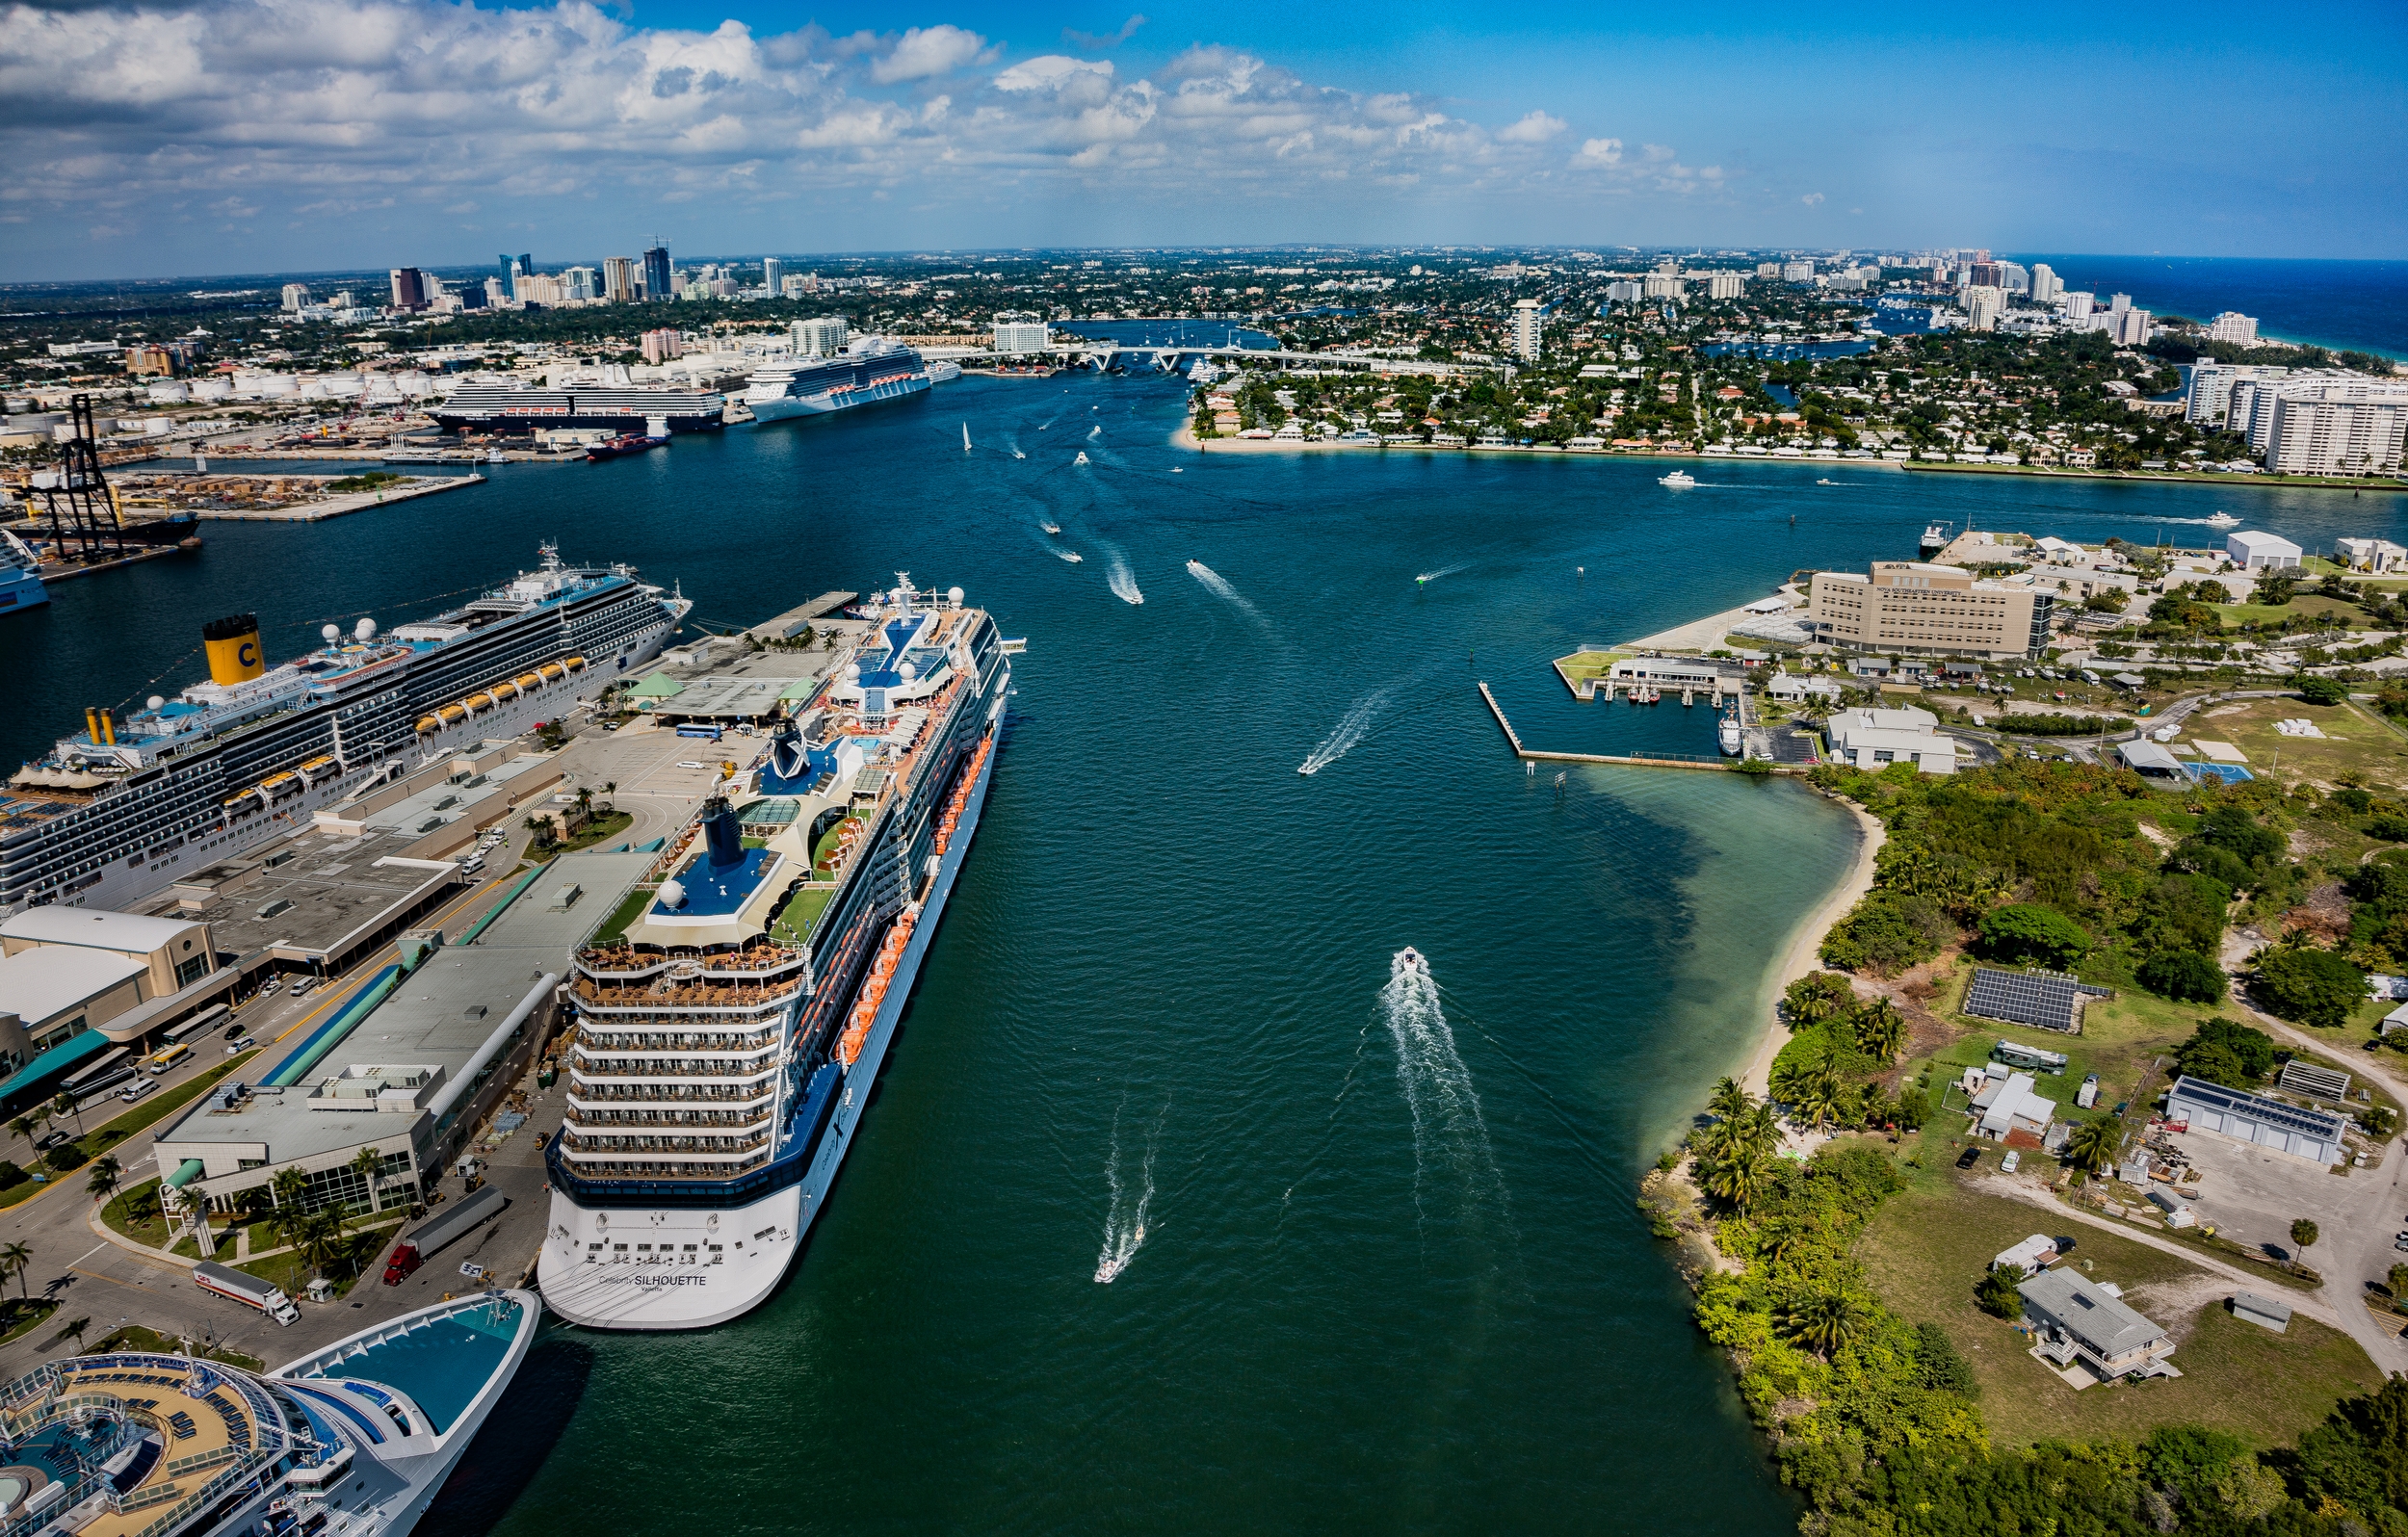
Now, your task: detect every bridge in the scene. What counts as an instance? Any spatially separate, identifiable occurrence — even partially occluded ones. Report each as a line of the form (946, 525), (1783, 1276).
(1052, 341), (1465, 378)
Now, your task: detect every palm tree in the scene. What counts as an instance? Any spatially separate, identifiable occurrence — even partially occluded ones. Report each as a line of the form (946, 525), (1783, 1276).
(1781, 1290), (1867, 1358)
(52, 1091), (83, 1136)
(1767, 1057), (1809, 1107)
(1791, 1071), (1846, 1135)
(85, 1155), (122, 1224)
(1784, 974), (1849, 1029)
(350, 1147), (385, 1214)
(297, 1208), (350, 1283)
(1707, 1077), (1753, 1126)
(2062, 1116), (2122, 1177)
(1702, 1144), (1773, 1210)
(0, 1242), (29, 1299)
(1851, 999), (1905, 1063)
(8, 1117), (32, 1158)
(599, 780), (617, 814)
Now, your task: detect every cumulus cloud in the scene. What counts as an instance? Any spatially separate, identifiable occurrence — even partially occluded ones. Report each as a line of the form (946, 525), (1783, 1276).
(0, 0), (1709, 263)
(1495, 110), (1564, 143)
(1801, 191), (1824, 205)
(870, 24), (988, 85)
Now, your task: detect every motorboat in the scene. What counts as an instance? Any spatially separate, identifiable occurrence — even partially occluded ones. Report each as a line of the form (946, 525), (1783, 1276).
(2206, 510), (2239, 528)
(1719, 716), (1743, 755)
(1659, 470), (1697, 488)
(1058, 550), (1084, 563)
(1043, 523), (1062, 535)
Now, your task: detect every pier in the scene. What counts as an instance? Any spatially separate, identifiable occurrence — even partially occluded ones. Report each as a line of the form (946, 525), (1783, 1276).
(1479, 683), (1792, 774)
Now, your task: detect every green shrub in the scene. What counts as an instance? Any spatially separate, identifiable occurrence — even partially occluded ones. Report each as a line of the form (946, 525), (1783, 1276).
(2294, 675), (2347, 706)
(1976, 902), (2090, 967)
(2138, 949), (2227, 1003)
(42, 1145), (86, 1173)
(2370, 816), (2408, 843)
(0, 1160), (23, 1189)
(1819, 891), (1952, 976)
(2252, 948), (2367, 1029)
(1976, 1262), (2026, 1318)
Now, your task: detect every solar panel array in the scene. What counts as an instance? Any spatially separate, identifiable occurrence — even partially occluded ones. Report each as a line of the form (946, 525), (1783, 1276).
(1962, 968), (2111, 1034)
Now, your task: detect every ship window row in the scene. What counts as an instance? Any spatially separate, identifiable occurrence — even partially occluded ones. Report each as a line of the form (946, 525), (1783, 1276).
(564, 1133), (770, 1154)
(566, 1108), (773, 1131)
(567, 1086), (772, 1108)
(571, 1053), (781, 1075)
(571, 1029), (779, 1050)
(567, 1071), (779, 1094)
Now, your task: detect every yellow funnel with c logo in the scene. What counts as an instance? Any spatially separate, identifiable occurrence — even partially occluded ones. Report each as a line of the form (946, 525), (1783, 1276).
(201, 613), (266, 685)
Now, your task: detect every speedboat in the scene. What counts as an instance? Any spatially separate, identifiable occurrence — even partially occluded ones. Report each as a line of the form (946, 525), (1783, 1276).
(1043, 523), (1062, 535)
(1058, 550), (1084, 563)
(2206, 511), (2238, 528)
(1074, 452), (1090, 465)
(1659, 470), (1697, 488)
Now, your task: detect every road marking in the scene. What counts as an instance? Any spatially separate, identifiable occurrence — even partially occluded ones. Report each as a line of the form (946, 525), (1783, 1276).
(72, 1242), (108, 1265)
(70, 1264), (164, 1294)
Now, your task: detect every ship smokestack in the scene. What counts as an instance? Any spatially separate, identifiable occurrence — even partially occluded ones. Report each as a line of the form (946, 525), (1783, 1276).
(98, 709), (116, 745)
(85, 707), (99, 742)
(201, 612), (266, 686)
(700, 795), (743, 870)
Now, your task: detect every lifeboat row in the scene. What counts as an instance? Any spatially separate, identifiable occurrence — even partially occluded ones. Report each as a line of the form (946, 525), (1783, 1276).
(414, 656), (590, 736)
(929, 734), (991, 862)
(834, 908), (919, 1069)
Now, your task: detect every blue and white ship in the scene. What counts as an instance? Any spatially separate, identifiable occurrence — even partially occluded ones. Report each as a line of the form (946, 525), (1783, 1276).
(1, 546), (687, 918)
(0, 530), (45, 614)
(539, 575), (1008, 1329)
(742, 339), (935, 423)
(0, 1290), (537, 1537)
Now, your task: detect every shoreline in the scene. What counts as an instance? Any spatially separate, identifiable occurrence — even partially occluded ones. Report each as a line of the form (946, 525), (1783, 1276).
(1738, 791), (1885, 1100)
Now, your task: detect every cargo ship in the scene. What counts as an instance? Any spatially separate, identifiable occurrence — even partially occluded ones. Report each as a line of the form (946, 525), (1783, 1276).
(742, 338), (934, 423)
(538, 573), (1008, 1330)
(1, 545), (687, 917)
(7, 1289), (538, 1537)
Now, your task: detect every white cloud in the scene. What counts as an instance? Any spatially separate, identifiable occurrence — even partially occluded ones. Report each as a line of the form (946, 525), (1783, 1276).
(870, 25), (987, 85)
(1801, 191), (1824, 205)
(1573, 137), (1624, 166)
(992, 55), (1114, 92)
(1496, 110), (1564, 144)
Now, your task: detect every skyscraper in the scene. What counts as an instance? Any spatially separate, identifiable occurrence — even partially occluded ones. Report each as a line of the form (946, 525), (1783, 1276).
(642, 246), (672, 302)
(280, 283), (309, 312)
(387, 268), (429, 310)
(602, 256), (636, 303)
(763, 257), (784, 298)
(1511, 298), (1543, 360)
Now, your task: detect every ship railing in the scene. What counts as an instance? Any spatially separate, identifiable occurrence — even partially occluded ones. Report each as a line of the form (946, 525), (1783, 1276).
(563, 1110), (774, 1137)
(568, 1061), (779, 1081)
(565, 1085), (772, 1107)
(567, 1063), (779, 1089)
(571, 977), (804, 1010)
(575, 943), (805, 979)
(570, 1028), (780, 1052)
(559, 1135), (772, 1160)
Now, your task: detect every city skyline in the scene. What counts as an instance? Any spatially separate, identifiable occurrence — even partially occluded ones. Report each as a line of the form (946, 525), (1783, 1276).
(1, 0), (2403, 281)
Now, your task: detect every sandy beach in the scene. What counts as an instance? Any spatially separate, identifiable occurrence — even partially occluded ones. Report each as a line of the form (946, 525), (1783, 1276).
(1738, 794), (1885, 1099)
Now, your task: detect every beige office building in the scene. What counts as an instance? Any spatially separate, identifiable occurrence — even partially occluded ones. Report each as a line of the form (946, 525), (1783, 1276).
(1808, 561), (2052, 661)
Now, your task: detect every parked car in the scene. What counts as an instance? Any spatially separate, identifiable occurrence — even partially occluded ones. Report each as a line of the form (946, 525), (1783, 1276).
(2001, 1150), (2022, 1173)
(1955, 1145), (1982, 1169)
(34, 1131), (69, 1151)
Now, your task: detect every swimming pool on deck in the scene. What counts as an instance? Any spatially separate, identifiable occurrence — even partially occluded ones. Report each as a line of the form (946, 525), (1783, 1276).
(298, 1297), (523, 1435)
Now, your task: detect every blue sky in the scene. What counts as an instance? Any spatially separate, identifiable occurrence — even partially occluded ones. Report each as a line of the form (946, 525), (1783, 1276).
(1, 0), (2401, 278)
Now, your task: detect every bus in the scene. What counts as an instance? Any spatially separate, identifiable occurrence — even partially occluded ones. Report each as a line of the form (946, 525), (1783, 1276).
(674, 722), (724, 741)
(61, 1047), (137, 1103)
(146, 1042), (194, 1077)
(164, 1003), (231, 1045)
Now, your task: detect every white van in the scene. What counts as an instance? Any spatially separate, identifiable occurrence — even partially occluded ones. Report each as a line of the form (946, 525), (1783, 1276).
(118, 1077), (159, 1105)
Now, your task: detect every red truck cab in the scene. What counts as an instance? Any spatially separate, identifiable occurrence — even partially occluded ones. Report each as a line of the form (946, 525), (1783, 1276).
(381, 1242), (423, 1287)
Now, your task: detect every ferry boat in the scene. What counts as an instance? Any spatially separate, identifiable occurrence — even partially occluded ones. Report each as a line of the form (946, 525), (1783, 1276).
(7, 1290), (537, 1537)
(538, 574), (1009, 1330)
(744, 339), (933, 423)
(0, 529), (46, 613)
(2, 545), (686, 917)
(1659, 469), (1697, 488)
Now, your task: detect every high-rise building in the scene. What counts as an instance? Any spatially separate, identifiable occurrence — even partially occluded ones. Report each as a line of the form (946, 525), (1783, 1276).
(2187, 365), (2287, 426)
(1706, 272), (1745, 300)
(1967, 261), (2002, 290)
(387, 268), (429, 311)
(484, 276), (509, 308)
(2227, 376), (2408, 472)
(641, 328), (683, 365)
(2029, 264), (2061, 303)
(498, 253), (515, 296)
(602, 257), (637, 303)
(2111, 308), (2153, 347)
(1756, 261), (1783, 279)
(780, 274), (808, 299)
(2107, 292), (2131, 315)
(1781, 260), (1815, 282)
(561, 266), (598, 302)
(279, 283), (310, 313)
(2209, 312), (2259, 347)
(1511, 298), (1543, 360)
(1807, 561), (2052, 661)
(990, 317), (1046, 355)
(2061, 291), (2095, 322)
(1604, 280), (1642, 303)
(642, 246), (673, 303)
(763, 258), (784, 298)
(1640, 274), (1683, 301)
(1998, 262), (2029, 295)
(1964, 287), (2005, 331)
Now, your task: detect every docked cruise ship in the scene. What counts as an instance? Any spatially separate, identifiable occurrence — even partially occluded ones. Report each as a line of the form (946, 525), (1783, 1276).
(5, 1290), (537, 1537)
(742, 339), (934, 423)
(539, 576), (1008, 1330)
(0, 529), (45, 613)
(430, 381), (726, 436)
(1, 546), (687, 917)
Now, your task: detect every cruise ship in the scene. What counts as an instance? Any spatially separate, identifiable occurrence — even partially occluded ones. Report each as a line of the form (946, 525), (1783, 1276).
(742, 339), (934, 423)
(3, 1290), (537, 1537)
(538, 575), (1008, 1330)
(430, 382), (726, 436)
(0, 529), (45, 613)
(1, 546), (688, 917)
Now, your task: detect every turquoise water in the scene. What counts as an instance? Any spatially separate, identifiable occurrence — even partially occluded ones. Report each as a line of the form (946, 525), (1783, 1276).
(324, 1303), (520, 1435)
(14, 378), (2408, 1534)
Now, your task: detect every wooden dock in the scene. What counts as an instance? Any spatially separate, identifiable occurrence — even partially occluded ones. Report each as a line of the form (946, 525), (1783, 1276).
(1479, 682), (1791, 774)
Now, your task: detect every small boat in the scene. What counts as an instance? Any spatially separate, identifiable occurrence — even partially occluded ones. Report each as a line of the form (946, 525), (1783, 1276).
(1058, 550), (1083, 563)
(2206, 510), (2238, 528)
(1013, 449), (1026, 459)
(1816, 477), (1837, 485)
(962, 422), (972, 452)
(1043, 522), (1062, 534)
(1719, 716), (1742, 756)
(1659, 470), (1697, 488)
(587, 431), (668, 461)
(1075, 451), (1090, 465)
(1088, 425), (1102, 438)
(1172, 466), (1183, 473)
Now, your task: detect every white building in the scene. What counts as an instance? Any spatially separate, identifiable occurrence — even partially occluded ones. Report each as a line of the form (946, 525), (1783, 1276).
(2110, 307), (2154, 346)
(1972, 1067), (2055, 1137)
(794, 316), (851, 356)
(2019, 1269), (2178, 1381)
(762, 257), (784, 297)
(2227, 530), (2302, 569)
(2264, 380), (2408, 476)
(1824, 706), (1957, 774)
(1781, 261), (1816, 282)
(1641, 273), (1685, 300)
(280, 283), (310, 313)
(991, 317), (1050, 354)
(2029, 264), (2061, 303)
(1511, 299), (1543, 360)
(2337, 537), (2408, 573)
(1706, 272), (1745, 300)
(2164, 1075), (2346, 1165)
(2060, 291), (2095, 322)
(1604, 280), (1642, 304)
(2186, 364), (2288, 427)
(1965, 287), (2005, 331)
(2209, 311), (2259, 347)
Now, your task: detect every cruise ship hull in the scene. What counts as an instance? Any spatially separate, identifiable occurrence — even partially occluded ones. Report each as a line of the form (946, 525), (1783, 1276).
(1, 567), (45, 613)
(749, 371), (931, 421)
(24, 619), (677, 920)
(538, 704), (1003, 1330)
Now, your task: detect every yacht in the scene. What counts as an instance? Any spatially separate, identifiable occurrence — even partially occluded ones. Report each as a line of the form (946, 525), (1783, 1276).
(2206, 511), (2239, 528)
(1659, 470), (1697, 488)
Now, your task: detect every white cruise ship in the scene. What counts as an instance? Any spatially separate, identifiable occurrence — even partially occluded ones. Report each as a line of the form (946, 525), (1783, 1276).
(538, 576), (1008, 1329)
(2, 546), (687, 918)
(1, 1290), (537, 1537)
(743, 339), (934, 423)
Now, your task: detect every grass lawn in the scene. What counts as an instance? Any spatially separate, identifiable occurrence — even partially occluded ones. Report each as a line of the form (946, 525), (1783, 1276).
(1857, 1150), (2382, 1449)
(0, 1054), (261, 1211)
(2180, 696), (2408, 791)
(539, 810), (634, 858)
(589, 884), (658, 944)
(1555, 649), (1628, 683)
(0, 1299), (57, 1345)
(2207, 595), (2374, 630)
(772, 884), (837, 946)
(94, 1324), (262, 1373)
(238, 1218), (404, 1300)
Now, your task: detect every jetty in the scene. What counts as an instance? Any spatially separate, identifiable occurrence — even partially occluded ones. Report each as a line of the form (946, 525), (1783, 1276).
(1478, 683), (1789, 774)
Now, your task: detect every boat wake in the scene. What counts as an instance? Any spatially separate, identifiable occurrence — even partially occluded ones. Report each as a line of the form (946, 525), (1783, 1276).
(1414, 562), (1469, 586)
(1298, 685), (1392, 775)
(1055, 547), (1085, 563)
(1108, 559), (1144, 605)
(1380, 949), (1510, 1224)
(1088, 424), (1103, 439)
(1094, 1101), (1163, 1284)
(1185, 560), (1268, 628)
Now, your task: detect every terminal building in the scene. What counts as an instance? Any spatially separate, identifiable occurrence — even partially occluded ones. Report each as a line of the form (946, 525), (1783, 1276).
(1806, 562), (2053, 661)
(150, 847), (650, 1216)
(0, 909), (223, 1111)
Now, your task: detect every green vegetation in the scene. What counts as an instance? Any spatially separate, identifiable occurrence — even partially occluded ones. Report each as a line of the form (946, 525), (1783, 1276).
(324, 470), (408, 493)
(589, 884), (657, 944)
(2252, 947), (2367, 1029)
(529, 809), (633, 861)
(772, 884), (837, 946)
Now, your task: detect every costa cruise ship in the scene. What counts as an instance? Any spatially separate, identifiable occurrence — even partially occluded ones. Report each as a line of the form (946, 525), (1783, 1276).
(1, 546), (687, 918)
(538, 575), (1008, 1329)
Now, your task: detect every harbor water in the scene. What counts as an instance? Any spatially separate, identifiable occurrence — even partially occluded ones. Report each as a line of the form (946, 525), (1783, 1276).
(13, 380), (2408, 1534)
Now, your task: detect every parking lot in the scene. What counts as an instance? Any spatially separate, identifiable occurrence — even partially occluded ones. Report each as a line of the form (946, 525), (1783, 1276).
(2164, 1125), (2400, 1287)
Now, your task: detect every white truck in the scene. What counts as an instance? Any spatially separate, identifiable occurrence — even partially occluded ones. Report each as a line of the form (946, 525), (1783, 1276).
(194, 1260), (301, 1326)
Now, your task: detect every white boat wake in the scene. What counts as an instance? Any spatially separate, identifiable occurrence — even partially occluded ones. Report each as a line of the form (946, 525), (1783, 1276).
(1088, 424), (1102, 438)
(1055, 547), (1084, 563)
(1414, 562), (1469, 585)
(1108, 559), (1144, 605)
(1298, 685), (1391, 775)
(1094, 1102), (1162, 1283)
(1185, 560), (1268, 628)
(1380, 949), (1510, 1225)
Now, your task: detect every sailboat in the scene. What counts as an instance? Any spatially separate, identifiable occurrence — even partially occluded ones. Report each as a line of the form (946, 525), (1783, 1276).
(962, 422), (972, 452)
(1075, 451), (1090, 465)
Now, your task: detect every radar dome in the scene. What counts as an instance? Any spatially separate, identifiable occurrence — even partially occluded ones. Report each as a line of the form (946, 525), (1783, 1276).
(321, 623), (341, 643)
(146, 695), (165, 712)
(948, 586), (964, 607)
(898, 662), (917, 681)
(844, 664), (861, 682)
(354, 617), (377, 641)
(659, 878), (688, 909)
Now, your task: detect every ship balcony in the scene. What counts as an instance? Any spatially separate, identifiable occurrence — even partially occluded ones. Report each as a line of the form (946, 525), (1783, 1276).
(559, 1131), (772, 1161)
(568, 1055), (781, 1081)
(571, 975), (804, 1013)
(575, 942), (805, 982)
(570, 1026), (781, 1052)
(563, 1107), (773, 1136)
(565, 1081), (772, 1105)
(567, 1063), (779, 1091)
(566, 1088), (774, 1117)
